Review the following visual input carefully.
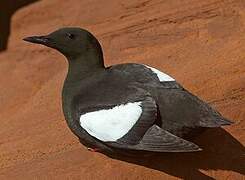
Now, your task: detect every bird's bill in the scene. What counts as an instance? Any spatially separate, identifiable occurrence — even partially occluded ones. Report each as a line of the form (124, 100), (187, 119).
(23, 35), (50, 45)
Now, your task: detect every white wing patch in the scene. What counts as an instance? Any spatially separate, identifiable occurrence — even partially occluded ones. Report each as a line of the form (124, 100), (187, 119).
(80, 102), (142, 142)
(144, 65), (175, 82)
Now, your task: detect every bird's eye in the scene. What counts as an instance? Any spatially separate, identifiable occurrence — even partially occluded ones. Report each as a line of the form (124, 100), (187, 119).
(66, 33), (75, 39)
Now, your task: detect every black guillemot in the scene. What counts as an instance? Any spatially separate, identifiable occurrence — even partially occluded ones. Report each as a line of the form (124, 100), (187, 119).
(23, 27), (233, 155)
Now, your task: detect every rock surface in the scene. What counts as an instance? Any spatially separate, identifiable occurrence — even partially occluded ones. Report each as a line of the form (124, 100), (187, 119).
(0, 0), (244, 179)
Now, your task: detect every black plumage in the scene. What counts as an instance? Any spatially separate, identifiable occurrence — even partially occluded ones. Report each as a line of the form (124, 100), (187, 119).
(23, 27), (233, 156)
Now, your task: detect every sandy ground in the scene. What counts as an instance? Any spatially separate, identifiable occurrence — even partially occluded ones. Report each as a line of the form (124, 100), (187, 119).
(0, 0), (244, 179)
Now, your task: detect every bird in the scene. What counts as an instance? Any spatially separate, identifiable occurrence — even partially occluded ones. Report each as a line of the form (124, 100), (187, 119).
(23, 27), (233, 156)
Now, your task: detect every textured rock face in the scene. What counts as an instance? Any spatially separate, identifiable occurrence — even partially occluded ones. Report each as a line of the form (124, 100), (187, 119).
(0, 0), (244, 179)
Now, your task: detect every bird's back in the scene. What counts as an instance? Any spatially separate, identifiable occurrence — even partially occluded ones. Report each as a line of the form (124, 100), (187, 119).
(102, 63), (232, 138)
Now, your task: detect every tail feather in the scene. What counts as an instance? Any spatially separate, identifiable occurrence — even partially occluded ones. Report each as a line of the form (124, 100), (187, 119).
(200, 116), (234, 128)
(217, 117), (234, 126)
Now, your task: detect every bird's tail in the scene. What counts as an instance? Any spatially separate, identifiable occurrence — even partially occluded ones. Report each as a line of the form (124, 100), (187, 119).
(215, 117), (234, 126)
(200, 115), (234, 128)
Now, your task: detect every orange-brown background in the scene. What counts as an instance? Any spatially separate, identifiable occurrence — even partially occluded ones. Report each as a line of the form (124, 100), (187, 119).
(0, 0), (244, 179)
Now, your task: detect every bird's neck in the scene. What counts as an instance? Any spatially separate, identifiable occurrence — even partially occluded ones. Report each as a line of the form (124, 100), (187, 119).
(62, 48), (105, 102)
(65, 50), (105, 85)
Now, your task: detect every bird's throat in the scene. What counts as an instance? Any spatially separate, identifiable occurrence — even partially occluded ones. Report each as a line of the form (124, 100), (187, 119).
(65, 53), (105, 85)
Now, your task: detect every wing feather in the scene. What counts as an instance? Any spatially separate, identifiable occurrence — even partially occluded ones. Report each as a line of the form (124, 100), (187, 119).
(107, 125), (201, 152)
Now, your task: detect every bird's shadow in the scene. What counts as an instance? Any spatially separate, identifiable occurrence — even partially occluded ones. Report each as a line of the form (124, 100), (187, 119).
(0, 0), (40, 52)
(107, 128), (244, 180)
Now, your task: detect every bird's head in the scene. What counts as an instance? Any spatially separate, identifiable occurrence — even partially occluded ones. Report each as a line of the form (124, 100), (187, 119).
(23, 27), (103, 61)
